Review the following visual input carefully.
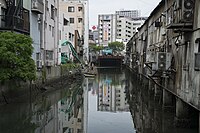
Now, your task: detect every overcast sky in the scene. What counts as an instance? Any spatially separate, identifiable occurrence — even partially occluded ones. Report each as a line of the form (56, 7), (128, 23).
(89, 0), (161, 28)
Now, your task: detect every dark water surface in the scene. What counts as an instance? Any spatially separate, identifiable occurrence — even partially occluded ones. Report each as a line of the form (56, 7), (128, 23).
(0, 69), (198, 133)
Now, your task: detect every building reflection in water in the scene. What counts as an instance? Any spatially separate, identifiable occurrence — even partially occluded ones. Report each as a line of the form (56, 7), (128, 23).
(30, 83), (87, 133)
(87, 69), (136, 133)
(125, 70), (198, 133)
(97, 70), (129, 112)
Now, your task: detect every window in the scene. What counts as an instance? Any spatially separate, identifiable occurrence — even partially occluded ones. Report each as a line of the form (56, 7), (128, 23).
(78, 18), (83, 23)
(46, 50), (53, 60)
(78, 7), (83, 12)
(72, 34), (74, 41)
(70, 18), (74, 23)
(59, 30), (61, 40)
(51, 5), (54, 19)
(44, 22), (47, 29)
(36, 53), (41, 60)
(63, 18), (69, 26)
(52, 27), (54, 37)
(69, 33), (74, 41)
(197, 39), (200, 52)
(49, 25), (51, 31)
(68, 6), (75, 12)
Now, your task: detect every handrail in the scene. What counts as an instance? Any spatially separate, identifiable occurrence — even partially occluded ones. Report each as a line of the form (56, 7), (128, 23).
(0, 15), (30, 33)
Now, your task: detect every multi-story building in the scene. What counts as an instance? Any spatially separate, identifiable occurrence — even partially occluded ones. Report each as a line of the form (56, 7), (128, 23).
(30, 0), (44, 69)
(98, 13), (145, 48)
(0, 0), (30, 34)
(0, 0), (43, 68)
(92, 30), (99, 43)
(116, 16), (134, 43)
(58, 9), (77, 64)
(126, 0), (200, 129)
(42, 0), (59, 67)
(0, 0), (62, 80)
(60, 0), (89, 62)
(98, 14), (118, 47)
(116, 10), (141, 19)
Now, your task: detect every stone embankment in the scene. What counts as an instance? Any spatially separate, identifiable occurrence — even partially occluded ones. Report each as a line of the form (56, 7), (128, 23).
(0, 68), (83, 105)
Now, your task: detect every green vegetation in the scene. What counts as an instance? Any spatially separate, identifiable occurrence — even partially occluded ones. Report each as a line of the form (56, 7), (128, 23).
(61, 63), (80, 75)
(0, 32), (36, 83)
(108, 41), (125, 53)
(89, 43), (104, 53)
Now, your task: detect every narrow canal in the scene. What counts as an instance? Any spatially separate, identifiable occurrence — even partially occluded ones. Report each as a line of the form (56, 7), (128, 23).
(0, 69), (198, 133)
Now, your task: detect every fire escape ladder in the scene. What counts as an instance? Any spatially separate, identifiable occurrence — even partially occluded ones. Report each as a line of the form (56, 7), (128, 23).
(5, 0), (15, 16)
(14, 0), (23, 17)
(5, 0), (15, 28)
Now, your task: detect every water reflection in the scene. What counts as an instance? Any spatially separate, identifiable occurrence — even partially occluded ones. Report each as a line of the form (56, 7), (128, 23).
(97, 70), (129, 112)
(0, 83), (85, 133)
(0, 69), (198, 133)
(87, 69), (135, 133)
(125, 70), (198, 133)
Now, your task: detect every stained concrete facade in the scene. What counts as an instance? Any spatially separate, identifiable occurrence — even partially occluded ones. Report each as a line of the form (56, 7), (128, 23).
(59, 0), (89, 62)
(126, 0), (200, 129)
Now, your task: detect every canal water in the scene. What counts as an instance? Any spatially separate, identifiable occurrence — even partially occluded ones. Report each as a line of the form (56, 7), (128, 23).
(0, 69), (198, 133)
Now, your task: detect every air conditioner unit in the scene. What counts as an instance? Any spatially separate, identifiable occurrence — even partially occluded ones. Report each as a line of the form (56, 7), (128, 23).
(181, 0), (194, 22)
(155, 52), (171, 71)
(31, 0), (44, 14)
(36, 60), (42, 69)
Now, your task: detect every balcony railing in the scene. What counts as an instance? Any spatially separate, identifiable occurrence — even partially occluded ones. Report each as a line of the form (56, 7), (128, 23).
(31, 0), (44, 14)
(0, 15), (30, 34)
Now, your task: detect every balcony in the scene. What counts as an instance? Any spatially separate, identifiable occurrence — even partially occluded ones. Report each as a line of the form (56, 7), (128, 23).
(0, 15), (30, 34)
(31, 0), (44, 14)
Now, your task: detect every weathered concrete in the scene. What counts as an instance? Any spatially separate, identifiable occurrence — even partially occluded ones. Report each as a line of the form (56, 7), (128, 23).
(0, 66), (83, 105)
(125, 0), (200, 129)
(175, 98), (198, 128)
(154, 84), (162, 102)
(163, 90), (173, 107)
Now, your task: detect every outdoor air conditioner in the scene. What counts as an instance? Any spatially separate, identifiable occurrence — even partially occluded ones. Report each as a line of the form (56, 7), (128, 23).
(181, 0), (194, 22)
(147, 48), (156, 63)
(154, 52), (171, 71)
(32, 0), (44, 14)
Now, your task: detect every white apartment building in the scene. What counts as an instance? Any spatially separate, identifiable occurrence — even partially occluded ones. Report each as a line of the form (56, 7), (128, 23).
(116, 10), (141, 19)
(117, 16), (146, 43)
(98, 13), (145, 47)
(60, 0), (89, 62)
(98, 14), (118, 47)
(42, 0), (59, 67)
(117, 16), (134, 43)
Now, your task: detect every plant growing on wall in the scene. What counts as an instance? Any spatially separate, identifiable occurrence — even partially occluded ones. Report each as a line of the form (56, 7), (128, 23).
(0, 32), (36, 103)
